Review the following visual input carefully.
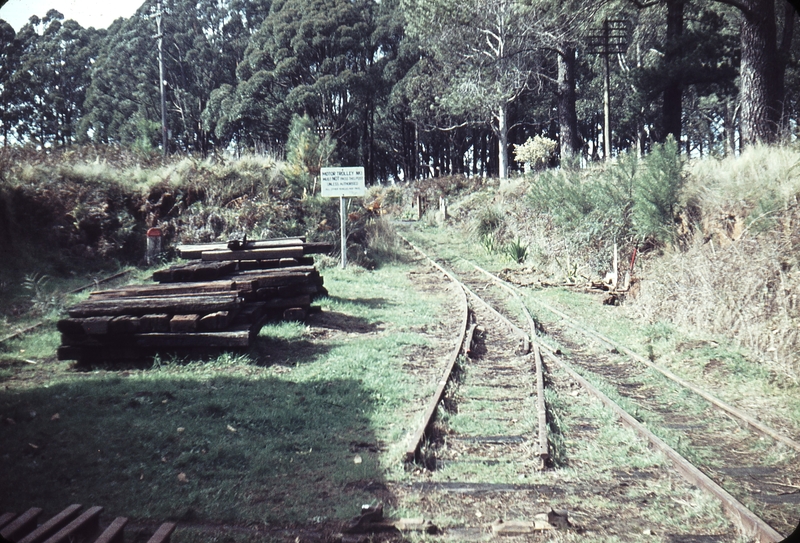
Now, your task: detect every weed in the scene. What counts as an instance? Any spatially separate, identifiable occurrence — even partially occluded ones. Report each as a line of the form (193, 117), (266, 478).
(504, 237), (528, 264)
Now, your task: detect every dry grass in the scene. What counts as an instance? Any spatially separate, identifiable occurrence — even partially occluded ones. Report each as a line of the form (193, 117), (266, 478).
(632, 145), (800, 384)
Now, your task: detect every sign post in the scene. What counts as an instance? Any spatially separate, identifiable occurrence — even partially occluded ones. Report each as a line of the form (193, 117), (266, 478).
(321, 167), (366, 269)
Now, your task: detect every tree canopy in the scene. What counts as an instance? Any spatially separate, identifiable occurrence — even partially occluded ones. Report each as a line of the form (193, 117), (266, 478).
(0, 0), (797, 179)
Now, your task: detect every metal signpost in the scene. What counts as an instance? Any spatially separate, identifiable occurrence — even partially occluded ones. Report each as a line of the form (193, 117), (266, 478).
(321, 167), (366, 269)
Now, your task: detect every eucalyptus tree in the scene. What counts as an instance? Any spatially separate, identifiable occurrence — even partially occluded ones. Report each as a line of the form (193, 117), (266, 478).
(229, 0), (381, 171)
(402, 0), (548, 178)
(82, 14), (160, 147)
(0, 19), (21, 146)
(12, 11), (101, 146)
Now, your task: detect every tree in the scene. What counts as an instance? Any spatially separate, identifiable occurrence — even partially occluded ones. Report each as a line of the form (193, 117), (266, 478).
(0, 19), (22, 146)
(403, 0), (547, 178)
(708, 0), (794, 145)
(12, 11), (101, 146)
(228, 0), (380, 170)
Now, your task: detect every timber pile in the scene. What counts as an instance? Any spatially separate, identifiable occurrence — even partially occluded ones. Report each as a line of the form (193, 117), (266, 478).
(0, 503), (176, 543)
(57, 238), (331, 361)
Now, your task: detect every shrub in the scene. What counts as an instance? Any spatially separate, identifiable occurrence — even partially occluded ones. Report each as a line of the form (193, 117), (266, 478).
(505, 237), (528, 264)
(514, 135), (558, 172)
(527, 136), (684, 263)
(284, 114), (336, 197)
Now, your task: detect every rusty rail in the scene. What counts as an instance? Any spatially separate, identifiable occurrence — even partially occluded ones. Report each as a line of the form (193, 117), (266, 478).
(400, 236), (470, 463)
(522, 289), (800, 455)
(468, 261), (790, 541)
(400, 239), (548, 463)
(0, 270), (134, 346)
(539, 346), (784, 542)
(469, 263), (548, 461)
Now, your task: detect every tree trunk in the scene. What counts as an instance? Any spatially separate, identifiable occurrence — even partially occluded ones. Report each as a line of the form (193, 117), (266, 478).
(557, 45), (581, 160)
(739, 0), (780, 145)
(497, 103), (509, 179)
(662, 0), (686, 143)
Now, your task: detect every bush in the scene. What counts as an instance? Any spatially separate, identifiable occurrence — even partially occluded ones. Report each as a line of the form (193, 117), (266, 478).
(528, 136), (684, 259)
(514, 135), (558, 172)
(284, 114), (336, 198)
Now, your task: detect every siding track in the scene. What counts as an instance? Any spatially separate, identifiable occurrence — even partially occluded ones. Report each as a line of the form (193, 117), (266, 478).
(398, 233), (793, 541)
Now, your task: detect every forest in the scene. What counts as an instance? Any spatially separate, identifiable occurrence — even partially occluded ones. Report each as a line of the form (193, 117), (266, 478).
(0, 0), (798, 182)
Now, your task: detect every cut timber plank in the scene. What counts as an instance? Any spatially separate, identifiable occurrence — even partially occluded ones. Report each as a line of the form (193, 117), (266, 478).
(152, 261), (237, 283)
(236, 257), (314, 270)
(234, 265), (317, 275)
(40, 505), (102, 543)
(250, 275), (315, 289)
(57, 316), (113, 335)
(178, 238), (305, 258)
(109, 315), (141, 335)
(135, 327), (252, 348)
(169, 314), (200, 333)
(199, 311), (232, 331)
(17, 504), (83, 543)
(89, 280), (245, 299)
(1, 507), (42, 540)
(68, 294), (242, 318)
(0, 512), (17, 530)
(140, 314), (171, 333)
(301, 241), (334, 254)
(145, 522), (177, 543)
(263, 295), (311, 309)
(93, 517), (128, 543)
(201, 247), (305, 261)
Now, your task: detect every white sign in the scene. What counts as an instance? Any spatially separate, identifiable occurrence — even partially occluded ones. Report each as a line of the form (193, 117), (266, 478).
(321, 167), (366, 197)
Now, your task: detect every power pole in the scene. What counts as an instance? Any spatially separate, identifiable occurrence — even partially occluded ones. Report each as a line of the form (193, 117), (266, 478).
(151, 1), (169, 156)
(588, 18), (627, 161)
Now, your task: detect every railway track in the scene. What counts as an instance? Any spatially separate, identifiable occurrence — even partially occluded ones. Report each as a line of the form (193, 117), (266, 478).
(398, 234), (794, 542)
(467, 262), (800, 538)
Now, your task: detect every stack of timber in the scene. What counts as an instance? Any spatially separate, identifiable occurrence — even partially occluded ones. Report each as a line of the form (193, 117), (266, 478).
(57, 237), (331, 361)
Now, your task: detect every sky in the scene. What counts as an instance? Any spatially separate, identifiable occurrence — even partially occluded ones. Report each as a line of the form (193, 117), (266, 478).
(0, 0), (145, 32)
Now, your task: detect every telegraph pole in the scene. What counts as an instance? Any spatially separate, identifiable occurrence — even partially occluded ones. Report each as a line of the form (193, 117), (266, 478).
(152, 1), (168, 156)
(588, 18), (627, 161)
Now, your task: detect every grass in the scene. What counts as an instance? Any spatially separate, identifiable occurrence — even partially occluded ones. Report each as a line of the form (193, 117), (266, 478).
(0, 262), (451, 534)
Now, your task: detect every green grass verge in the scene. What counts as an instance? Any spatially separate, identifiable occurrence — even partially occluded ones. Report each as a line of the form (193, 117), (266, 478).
(0, 263), (448, 529)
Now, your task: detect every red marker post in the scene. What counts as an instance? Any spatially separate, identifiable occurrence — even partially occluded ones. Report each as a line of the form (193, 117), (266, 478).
(146, 227), (162, 265)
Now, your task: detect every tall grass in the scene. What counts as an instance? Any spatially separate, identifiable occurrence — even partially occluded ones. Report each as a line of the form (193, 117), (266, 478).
(632, 145), (800, 383)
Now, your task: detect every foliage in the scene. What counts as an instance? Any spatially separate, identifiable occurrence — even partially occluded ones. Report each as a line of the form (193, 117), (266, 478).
(284, 114), (336, 197)
(504, 237), (528, 264)
(513, 135), (557, 171)
(528, 136), (684, 255)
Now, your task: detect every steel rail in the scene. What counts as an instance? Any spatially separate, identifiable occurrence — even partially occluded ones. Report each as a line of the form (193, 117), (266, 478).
(471, 264), (800, 455)
(0, 269), (134, 346)
(539, 344), (784, 542)
(400, 236), (471, 463)
(467, 261), (789, 541)
(400, 238), (549, 462)
(428, 258), (784, 541)
(464, 263), (549, 461)
(68, 269), (133, 295)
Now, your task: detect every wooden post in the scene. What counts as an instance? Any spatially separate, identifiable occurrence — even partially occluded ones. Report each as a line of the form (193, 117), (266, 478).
(340, 196), (347, 269)
(416, 194), (423, 221)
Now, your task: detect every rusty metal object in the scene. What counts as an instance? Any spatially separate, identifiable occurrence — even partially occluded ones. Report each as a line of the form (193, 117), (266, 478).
(400, 235), (470, 464)
(541, 346), (784, 543)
